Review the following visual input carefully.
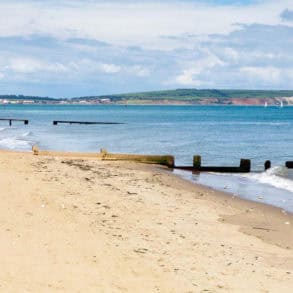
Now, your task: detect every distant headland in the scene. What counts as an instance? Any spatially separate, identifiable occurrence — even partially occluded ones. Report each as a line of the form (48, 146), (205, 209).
(1, 89), (293, 105)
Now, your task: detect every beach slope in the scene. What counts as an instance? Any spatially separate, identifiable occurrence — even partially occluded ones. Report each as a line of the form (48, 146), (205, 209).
(0, 151), (292, 292)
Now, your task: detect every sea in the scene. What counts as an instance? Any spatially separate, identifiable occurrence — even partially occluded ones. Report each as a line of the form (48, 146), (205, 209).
(0, 104), (292, 212)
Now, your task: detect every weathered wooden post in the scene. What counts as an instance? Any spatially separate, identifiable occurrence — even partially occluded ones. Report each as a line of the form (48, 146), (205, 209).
(193, 155), (201, 169)
(100, 148), (108, 159)
(32, 145), (39, 155)
(9, 119), (12, 126)
(264, 160), (271, 170)
(100, 149), (175, 168)
(166, 156), (175, 168)
(240, 159), (251, 172)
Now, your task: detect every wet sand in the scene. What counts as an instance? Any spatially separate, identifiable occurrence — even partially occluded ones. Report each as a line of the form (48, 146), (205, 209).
(0, 150), (292, 292)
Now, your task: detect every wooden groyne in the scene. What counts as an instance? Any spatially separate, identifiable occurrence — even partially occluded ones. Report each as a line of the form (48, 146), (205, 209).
(31, 146), (175, 168)
(33, 146), (293, 173)
(100, 149), (175, 167)
(174, 156), (251, 173)
(264, 160), (271, 170)
(53, 120), (123, 125)
(32, 146), (101, 158)
(0, 118), (29, 126)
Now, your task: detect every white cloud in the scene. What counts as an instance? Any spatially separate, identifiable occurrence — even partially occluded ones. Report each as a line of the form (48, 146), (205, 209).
(0, 54), (150, 82)
(126, 65), (150, 77)
(85, 61), (150, 76)
(176, 52), (225, 86)
(240, 66), (281, 83)
(4, 57), (68, 74)
(99, 63), (121, 73)
(0, 0), (292, 49)
(223, 47), (239, 62)
(175, 71), (201, 86)
(0, 1), (292, 95)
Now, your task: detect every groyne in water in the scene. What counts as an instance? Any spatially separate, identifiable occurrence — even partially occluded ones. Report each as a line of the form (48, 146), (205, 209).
(0, 118), (29, 126)
(31, 146), (292, 173)
(52, 120), (124, 125)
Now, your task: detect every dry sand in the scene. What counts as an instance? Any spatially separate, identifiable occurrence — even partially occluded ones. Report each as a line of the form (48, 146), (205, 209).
(0, 150), (292, 292)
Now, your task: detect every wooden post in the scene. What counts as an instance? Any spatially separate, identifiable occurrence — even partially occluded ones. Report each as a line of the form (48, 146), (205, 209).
(264, 160), (271, 170)
(9, 120), (12, 126)
(32, 145), (39, 156)
(52, 120), (123, 125)
(193, 155), (201, 169)
(100, 148), (108, 154)
(100, 148), (108, 159)
(166, 156), (175, 168)
(240, 159), (251, 172)
(100, 149), (175, 167)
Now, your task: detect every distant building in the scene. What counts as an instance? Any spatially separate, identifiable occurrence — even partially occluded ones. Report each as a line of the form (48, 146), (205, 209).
(100, 98), (111, 104)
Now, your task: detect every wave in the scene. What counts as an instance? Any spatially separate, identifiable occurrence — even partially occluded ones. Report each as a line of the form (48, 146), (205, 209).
(0, 127), (16, 131)
(193, 122), (290, 126)
(0, 137), (35, 150)
(239, 166), (293, 193)
(21, 131), (32, 137)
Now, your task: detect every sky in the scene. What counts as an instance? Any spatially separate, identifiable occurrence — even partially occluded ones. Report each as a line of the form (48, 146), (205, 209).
(0, 0), (292, 98)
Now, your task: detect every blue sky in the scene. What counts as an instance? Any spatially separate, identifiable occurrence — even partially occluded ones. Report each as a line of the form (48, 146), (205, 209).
(0, 0), (292, 98)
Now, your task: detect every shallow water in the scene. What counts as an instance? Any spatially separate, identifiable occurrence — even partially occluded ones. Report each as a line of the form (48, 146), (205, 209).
(174, 169), (293, 213)
(0, 104), (292, 210)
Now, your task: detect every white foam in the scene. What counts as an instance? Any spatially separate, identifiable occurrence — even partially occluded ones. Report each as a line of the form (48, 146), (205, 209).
(21, 131), (32, 137)
(265, 166), (289, 177)
(0, 137), (34, 150)
(239, 166), (293, 193)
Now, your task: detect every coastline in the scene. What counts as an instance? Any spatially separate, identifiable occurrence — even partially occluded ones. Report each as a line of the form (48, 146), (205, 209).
(2, 102), (293, 106)
(0, 150), (292, 291)
(163, 167), (293, 247)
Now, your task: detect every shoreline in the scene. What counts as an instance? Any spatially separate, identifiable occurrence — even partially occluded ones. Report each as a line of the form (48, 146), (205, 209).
(0, 150), (292, 291)
(2, 102), (293, 106)
(173, 168), (293, 214)
(158, 165), (293, 247)
(3, 148), (293, 215)
(2, 148), (293, 216)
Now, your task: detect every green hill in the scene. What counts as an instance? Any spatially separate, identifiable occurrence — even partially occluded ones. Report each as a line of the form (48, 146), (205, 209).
(95, 89), (293, 102)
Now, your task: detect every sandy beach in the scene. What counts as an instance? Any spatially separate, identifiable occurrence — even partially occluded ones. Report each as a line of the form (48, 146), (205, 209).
(0, 150), (292, 292)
